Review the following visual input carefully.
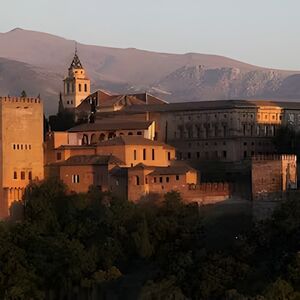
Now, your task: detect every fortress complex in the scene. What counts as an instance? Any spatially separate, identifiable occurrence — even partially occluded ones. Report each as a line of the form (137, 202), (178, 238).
(1, 51), (299, 217)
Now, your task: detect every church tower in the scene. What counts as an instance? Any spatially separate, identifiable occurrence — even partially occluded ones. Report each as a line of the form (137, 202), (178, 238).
(62, 47), (91, 109)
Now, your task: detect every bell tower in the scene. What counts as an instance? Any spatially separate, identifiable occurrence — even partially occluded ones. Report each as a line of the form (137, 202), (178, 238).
(63, 45), (91, 109)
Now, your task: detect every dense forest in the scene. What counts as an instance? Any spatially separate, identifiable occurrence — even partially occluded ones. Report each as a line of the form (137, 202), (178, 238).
(1, 179), (300, 299)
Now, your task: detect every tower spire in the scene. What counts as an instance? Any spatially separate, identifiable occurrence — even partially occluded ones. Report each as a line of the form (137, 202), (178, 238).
(69, 41), (83, 70)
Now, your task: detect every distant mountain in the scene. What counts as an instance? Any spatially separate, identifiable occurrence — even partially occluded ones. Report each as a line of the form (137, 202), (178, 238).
(0, 28), (300, 114)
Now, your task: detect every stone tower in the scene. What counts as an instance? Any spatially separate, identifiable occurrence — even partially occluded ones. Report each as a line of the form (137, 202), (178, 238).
(62, 47), (91, 109)
(0, 96), (44, 218)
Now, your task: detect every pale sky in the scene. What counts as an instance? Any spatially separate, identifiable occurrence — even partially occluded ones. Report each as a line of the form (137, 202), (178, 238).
(1, 0), (300, 70)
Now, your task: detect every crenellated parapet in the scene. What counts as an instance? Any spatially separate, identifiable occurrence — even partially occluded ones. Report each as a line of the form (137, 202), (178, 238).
(0, 96), (42, 104)
(251, 154), (296, 162)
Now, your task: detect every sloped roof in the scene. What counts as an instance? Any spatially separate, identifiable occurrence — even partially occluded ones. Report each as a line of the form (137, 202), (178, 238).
(69, 52), (83, 69)
(122, 99), (300, 113)
(148, 165), (196, 176)
(57, 155), (124, 166)
(68, 121), (153, 132)
(97, 136), (174, 149)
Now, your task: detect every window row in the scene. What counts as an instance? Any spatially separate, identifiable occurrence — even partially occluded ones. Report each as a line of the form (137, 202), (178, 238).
(81, 131), (143, 145)
(133, 149), (171, 161)
(12, 144), (32, 150)
(135, 175), (180, 185)
(13, 171), (32, 180)
(66, 83), (88, 94)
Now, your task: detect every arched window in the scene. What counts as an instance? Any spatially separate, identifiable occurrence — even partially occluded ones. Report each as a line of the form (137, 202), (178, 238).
(84, 84), (87, 92)
(136, 176), (140, 186)
(99, 133), (106, 141)
(108, 132), (116, 139)
(90, 134), (97, 144)
(82, 134), (89, 145)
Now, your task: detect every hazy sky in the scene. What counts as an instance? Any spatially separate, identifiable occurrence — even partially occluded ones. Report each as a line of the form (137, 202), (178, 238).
(1, 0), (299, 70)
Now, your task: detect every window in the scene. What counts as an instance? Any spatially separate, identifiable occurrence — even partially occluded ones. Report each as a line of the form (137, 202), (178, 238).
(79, 84), (82, 92)
(197, 152), (200, 159)
(13, 171), (17, 179)
(84, 84), (87, 92)
(29, 145), (31, 150)
(28, 171), (32, 180)
(135, 176), (140, 186)
(134, 149), (137, 160)
(143, 148), (146, 160)
(187, 152), (191, 159)
(72, 174), (80, 183)
(166, 177), (170, 183)
(67, 82), (70, 93)
(17, 144), (19, 150)
(159, 177), (163, 183)
(137, 131), (142, 136)
(244, 151), (247, 159)
(154, 177), (157, 183)
(13, 144), (16, 150)
(152, 149), (155, 160)
(168, 152), (171, 160)
(223, 151), (227, 158)
(176, 175), (180, 181)
(56, 152), (62, 161)
(21, 171), (25, 180)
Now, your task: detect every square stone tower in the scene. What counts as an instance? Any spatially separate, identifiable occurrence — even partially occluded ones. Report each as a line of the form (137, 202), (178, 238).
(0, 96), (44, 217)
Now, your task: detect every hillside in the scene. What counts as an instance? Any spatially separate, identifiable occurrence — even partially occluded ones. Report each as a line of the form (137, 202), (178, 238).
(0, 28), (299, 114)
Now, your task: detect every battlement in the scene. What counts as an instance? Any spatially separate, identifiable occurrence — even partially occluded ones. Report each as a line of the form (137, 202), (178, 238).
(0, 96), (42, 104)
(252, 154), (296, 162)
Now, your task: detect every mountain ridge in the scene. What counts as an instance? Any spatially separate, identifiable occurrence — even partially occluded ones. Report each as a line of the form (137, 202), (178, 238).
(0, 28), (300, 114)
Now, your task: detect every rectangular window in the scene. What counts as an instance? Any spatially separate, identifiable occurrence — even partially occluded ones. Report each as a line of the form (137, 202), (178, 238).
(166, 177), (170, 183)
(56, 152), (62, 161)
(13, 171), (17, 180)
(84, 84), (87, 92)
(79, 84), (82, 92)
(152, 149), (155, 160)
(176, 175), (180, 181)
(21, 171), (25, 180)
(223, 151), (227, 158)
(143, 148), (146, 160)
(28, 171), (32, 180)
(133, 150), (137, 160)
(167, 152), (171, 160)
(196, 152), (200, 159)
(159, 177), (163, 183)
(154, 177), (157, 183)
(67, 82), (70, 93)
(72, 174), (80, 183)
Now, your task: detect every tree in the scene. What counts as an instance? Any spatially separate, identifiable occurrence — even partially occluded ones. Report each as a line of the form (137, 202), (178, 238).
(20, 90), (27, 98)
